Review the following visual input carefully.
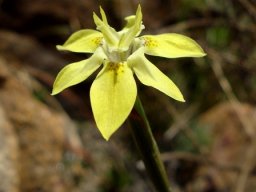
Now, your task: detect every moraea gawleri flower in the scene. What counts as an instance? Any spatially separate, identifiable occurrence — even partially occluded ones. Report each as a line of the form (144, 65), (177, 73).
(52, 5), (206, 140)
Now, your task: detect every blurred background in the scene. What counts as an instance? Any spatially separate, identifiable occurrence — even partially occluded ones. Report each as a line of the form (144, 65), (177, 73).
(0, 0), (256, 191)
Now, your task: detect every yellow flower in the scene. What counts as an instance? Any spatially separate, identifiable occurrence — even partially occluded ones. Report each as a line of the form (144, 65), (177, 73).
(52, 5), (206, 140)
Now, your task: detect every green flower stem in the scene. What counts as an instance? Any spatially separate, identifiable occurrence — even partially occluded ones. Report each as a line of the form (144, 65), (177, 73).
(129, 96), (172, 192)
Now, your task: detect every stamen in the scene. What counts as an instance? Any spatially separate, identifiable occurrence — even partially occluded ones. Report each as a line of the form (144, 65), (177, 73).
(91, 37), (103, 46)
(143, 37), (158, 48)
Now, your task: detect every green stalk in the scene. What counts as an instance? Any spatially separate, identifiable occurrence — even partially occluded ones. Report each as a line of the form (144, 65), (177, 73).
(129, 96), (172, 192)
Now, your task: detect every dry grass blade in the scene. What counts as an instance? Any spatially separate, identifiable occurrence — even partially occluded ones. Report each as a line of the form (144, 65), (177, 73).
(208, 48), (256, 192)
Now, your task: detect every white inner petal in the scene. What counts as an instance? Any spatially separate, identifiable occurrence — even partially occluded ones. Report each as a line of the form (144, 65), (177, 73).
(101, 38), (144, 64)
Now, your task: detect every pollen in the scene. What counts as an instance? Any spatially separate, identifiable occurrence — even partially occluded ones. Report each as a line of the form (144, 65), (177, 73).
(107, 62), (125, 84)
(143, 37), (158, 48)
(91, 37), (103, 46)
(107, 62), (125, 72)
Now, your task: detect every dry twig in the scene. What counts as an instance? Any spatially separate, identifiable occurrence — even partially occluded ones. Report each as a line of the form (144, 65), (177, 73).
(238, 0), (256, 22)
(161, 152), (241, 172)
(208, 48), (256, 192)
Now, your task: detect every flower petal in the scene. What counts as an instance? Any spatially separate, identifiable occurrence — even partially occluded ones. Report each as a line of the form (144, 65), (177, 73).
(128, 48), (185, 102)
(123, 15), (136, 29)
(141, 33), (206, 58)
(93, 11), (119, 49)
(57, 29), (103, 53)
(99, 6), (108, 25)
(90, 62), (137, 140)
(52, 48), (106, 95)
(118, 5), (144, 51)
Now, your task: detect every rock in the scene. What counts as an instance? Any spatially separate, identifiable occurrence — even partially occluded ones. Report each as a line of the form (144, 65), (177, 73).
(186, 102), (256, 191)
(0, 106), (19, 192)
(0, 58), (68, 191)
(200, 102), (256, 168)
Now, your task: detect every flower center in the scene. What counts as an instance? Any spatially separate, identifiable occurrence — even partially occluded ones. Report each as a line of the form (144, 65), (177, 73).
(101, 38), (143, 64)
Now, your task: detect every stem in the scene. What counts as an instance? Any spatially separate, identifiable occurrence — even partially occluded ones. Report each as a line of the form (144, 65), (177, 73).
(129, 96), (172, 192)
